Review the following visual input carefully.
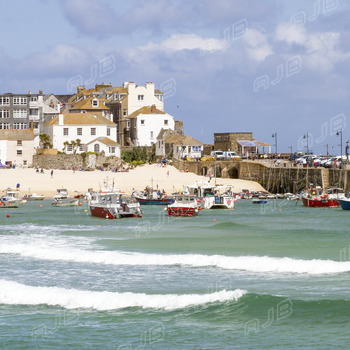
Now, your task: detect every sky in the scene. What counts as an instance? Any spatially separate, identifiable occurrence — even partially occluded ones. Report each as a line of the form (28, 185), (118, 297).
(1, 0), (350, 154)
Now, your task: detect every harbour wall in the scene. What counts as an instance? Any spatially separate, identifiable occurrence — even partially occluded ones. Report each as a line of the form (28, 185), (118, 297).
(172, 159), (350, 193)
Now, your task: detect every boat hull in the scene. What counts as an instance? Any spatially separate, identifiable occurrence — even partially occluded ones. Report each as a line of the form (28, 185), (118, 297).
(337, 198), (350, 210)
(167, 207), (198, 216)
(89, 205), (141, 219)
(52, 199), (79, 207)
(135, 197), (174, 205)
(301, 197), (339, 207)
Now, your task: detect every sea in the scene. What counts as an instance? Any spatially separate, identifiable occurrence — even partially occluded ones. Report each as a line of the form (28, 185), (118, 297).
(1, 198), (350, 349)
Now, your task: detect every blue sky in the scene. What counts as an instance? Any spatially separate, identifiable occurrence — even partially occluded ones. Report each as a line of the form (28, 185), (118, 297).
(1, 0), (350, 154)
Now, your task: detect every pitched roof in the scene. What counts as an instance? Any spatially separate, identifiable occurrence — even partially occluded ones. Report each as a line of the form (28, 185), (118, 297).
(70, 97), (110, 111)
(174, 135), (203, 146)
(86, 137), (120, 146)
(165, 133), (184, 144)
(44, 113), (116, 126)
(127, 106), (166, 119)
(0, 128), (34, 141)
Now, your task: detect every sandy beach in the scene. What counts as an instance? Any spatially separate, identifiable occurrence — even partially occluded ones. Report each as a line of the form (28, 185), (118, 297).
(0, 164), (265, 198)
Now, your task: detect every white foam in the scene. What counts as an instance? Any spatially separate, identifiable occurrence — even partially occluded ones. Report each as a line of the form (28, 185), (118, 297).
(1, 243), (349, 275)
(0, 280), (246, 310)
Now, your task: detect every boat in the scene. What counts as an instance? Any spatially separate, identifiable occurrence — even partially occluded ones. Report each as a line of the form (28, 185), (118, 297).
(202, 185), (235, 209)
(0, 189), (22, 208)
(252, 198), (268, 204)
(132, 187), (174, 205)
(182, 181), (236, 209)
(166, 194), (200, 216)
(52, 198), (80, 207)
(54, 188), (69, 200)
(25, 193), (45, 200)
(300, 186), (343, 207)
(337, 197), (350, 210)
(89, 191), (142, 219)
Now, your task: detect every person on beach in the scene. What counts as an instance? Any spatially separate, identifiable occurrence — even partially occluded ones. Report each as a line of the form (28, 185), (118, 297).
(16, 183), (20, 189)
(51, 170), (53, 178)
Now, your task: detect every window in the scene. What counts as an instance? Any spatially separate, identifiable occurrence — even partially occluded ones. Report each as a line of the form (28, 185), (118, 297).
(109, 147), (115, 154)
(123, 109), (127, 116)
(0, 97), (9, 106)
(164, 120), (168, 125)
(30, 97), (37, 102)
(94, 144), (100, 153)
(0, 123), (10, 129)
(0, 110), (9, 118)
(13, 123), (27, 129)
(107, 128), (110, 136)
(77, 128), (82, 136)
(91, 128), (96, 135)
(138, 95), (144, 101)
(29, 109), (38, 116)
(150, 131), (153, 138)
(92, 99), (98, 107)
(17, 150), (22, 155)
(13, 109), (27, 118)
(66, 145), (73, 152)
(13, 97), (27, 105)
(63, 128), (69, 136)
(17, 140), (22, 146)
(141, 120), (145, 125)
(79, 144), (85, 152)
(23, 160), (27, 166)
(126, 120), (130, 129)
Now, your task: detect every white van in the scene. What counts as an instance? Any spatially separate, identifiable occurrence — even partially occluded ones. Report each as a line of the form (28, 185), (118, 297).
(224, 151), (241, 160)
(210, 150), (225, 160)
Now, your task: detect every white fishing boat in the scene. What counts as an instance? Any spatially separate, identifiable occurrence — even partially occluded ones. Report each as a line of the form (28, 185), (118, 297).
(183, 181), (235, 209)
(52, 198), (80, 207)
(0, 189), (22, 208)
(89, 191), (142, 219)
(54, 188), (68, 200)
(26, 193), (45, 200)
(166, 194), (200, 216)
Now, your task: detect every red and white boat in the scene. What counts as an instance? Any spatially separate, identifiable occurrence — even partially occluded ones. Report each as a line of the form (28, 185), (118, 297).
(166, 194), (200, 216)
(301, 187), (344, 207)
(89, 191), (142, 219)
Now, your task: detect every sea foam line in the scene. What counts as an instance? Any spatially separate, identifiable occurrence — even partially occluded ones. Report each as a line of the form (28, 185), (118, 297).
(1, 244), (350, 275)
(0, 280), (246, 310)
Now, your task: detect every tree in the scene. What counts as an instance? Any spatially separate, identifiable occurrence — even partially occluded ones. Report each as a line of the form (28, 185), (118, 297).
(39, 133), (53, 149)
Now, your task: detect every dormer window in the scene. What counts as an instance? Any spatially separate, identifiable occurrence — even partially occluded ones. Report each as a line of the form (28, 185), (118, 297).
(92, 99), (99, 107)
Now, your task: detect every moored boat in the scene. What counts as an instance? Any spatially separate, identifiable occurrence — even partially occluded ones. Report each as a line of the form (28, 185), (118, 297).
(166, 194), (200, 216)
(52, 198), (80, 207)
(301, 187), (342, 207)
(337, 197), (350, 210)
(89, 191), (142, 219)
(133, 188), (174, 205)
(0, 189), (22, 208)
(26, 193), (45, 200)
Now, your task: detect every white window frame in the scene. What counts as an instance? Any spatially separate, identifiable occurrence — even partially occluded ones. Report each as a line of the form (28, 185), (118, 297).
(91, 128), (96, 135)
(63, 128), (69, 136)
(0, 97), (9, 106)
(0, 110), (9, 118)
(13, 97), (27, 105)
(77, 128), (82, 136)
(107, 127), (110, 136)
(138, 95), (144, 101)
(13, 109), (27, 118)
(0, 123), (10, 129)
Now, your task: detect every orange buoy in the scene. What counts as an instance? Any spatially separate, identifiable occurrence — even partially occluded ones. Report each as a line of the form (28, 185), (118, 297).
(6, 214), (10, 218)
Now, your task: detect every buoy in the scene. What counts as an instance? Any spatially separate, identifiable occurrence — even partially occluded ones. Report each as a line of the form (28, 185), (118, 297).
(79, 202), (82, 206)
(279, 209), (282, 212)
(213, 219), (216, 222)
(6, 214), (10, 218)
(84, 209), (88, 212)
(40, 204), (42, 207)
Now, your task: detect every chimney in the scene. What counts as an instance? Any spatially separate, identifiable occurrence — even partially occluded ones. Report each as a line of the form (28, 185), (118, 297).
(58, 114), (64, 125)
(151, 104), (156, 114)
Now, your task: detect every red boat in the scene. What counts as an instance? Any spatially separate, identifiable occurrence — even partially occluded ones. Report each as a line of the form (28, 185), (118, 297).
(301, 187), (343, 207)
(166, 194), (200, 216)
(89, 191), (142, 219)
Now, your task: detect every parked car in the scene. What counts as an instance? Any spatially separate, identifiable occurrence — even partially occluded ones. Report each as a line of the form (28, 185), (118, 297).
(289, 152), (305, 161)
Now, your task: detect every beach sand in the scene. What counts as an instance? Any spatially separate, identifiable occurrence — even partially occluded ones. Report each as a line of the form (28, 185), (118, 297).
(1, 165), (265, 198)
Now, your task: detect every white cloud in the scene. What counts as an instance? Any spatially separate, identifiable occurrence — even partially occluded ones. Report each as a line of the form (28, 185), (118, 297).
(275, 23), (307, 45)
(140, 34), (226, 53)
(243, 28), (273, 62)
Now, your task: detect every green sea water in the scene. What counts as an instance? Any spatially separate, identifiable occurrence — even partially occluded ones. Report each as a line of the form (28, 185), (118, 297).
(1, 199), (350, 349)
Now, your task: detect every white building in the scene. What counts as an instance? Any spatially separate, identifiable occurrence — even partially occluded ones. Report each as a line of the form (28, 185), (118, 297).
(85, 137), (120, 157)
(173, 135), (203, 160)
(0, 128), (35, 167)
(43, 113), (118, 155)
(128, 105), (175, 146)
